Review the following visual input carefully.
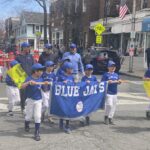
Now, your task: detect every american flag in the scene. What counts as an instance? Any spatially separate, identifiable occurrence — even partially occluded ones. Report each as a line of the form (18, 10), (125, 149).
(119, 0), (128, 19)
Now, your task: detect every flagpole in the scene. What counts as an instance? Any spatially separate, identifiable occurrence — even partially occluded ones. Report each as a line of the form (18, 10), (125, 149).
(129, 0), (136, 72)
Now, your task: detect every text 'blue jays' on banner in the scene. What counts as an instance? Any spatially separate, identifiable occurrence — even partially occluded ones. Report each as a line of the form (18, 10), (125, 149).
(50, 81), (107, 118)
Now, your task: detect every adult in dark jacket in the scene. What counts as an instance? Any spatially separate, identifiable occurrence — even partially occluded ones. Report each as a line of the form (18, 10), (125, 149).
(39, 44), (58, 65)
(146, 48), (150, 68)
(16, 42), (34, 113)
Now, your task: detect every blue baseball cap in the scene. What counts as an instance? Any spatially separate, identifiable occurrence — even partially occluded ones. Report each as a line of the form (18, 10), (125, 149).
(45, 61), (55, 67)
(107, 60), (116, 67)
(31, 63), (45, 71)
(60, 57), (70, 63)
(21, 42), (30, 48)
(44, 43), (52, 49)
(70, 43), (77, 49)
(63, 62), (73, 70)
(85, 64), (93, 70)
(10, 60), (19, 67)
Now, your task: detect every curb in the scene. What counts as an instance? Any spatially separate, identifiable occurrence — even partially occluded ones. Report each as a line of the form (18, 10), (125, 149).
(119, 72), (143, 79)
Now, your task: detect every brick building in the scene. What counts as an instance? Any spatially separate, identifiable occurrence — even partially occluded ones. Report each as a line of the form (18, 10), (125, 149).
(50, 0), (100, 49)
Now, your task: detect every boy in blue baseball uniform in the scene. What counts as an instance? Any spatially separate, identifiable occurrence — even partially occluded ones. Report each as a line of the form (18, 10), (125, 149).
(41, 61), (56, 123)
(143, 69), (150, 119)
(21, 63), (48, 141)
(101, 60), (122, 125)
(5, 60), (20, 116)
(56, 57), (70, 78)
(57, 62), (74, 134)
(81, 64), (97, 125)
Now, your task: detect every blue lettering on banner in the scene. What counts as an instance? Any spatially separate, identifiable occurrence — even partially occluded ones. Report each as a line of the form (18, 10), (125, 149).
(50, 81), (107, 118)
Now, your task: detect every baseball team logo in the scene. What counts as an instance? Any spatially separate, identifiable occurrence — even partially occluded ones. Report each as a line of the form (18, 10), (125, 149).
(76, 101), (83, 112)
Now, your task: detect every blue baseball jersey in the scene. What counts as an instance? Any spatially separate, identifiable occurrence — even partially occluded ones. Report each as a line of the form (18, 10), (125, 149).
(144, 69), (150, 78)
(57, 74), (74, 83)
(81, 75), (97, 82)
(101, 72), (120, 95)
(42, 71), (56, 92)
(63, 52), (84, 74)
(5, 74), (16, 87)
(25, 76), (44, 100)
(56, 68), (64, 77)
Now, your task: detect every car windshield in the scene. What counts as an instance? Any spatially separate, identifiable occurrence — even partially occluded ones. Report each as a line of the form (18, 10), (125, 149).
(97, 51), (108, 59)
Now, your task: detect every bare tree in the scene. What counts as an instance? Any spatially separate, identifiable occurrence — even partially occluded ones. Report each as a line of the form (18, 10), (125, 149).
(34, 0), (48, 44)
(1, 0), (49, 44)
(0, 20), (5, 47)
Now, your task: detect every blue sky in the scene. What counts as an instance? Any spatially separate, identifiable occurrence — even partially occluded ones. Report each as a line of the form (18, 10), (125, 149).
(0, 0), (47, 19)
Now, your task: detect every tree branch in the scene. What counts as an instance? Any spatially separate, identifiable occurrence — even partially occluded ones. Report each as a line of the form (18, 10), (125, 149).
(35, 0), (44, 8)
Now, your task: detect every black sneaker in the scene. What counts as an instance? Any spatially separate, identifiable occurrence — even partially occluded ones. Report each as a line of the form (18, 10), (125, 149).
(104, 116), (109, 125)
(146, 111), (150, 120)
(34, 132), (41, 141)
(86, 116), (90, 126)
(109, 118), (115, 125)
(25, 121), (30, 132)
(64, 127), (71, 134)
(79, 121), (85, 127)
(7, 111), (13, 116)
(59, 119), (64, 130)
(25, 126), (30, 132)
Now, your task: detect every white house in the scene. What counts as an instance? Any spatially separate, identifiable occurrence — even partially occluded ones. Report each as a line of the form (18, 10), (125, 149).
(14, 11), (49, 52)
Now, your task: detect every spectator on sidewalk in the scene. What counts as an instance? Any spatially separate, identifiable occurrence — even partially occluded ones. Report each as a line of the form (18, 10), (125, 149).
(39, 44), (59, 65)
(16, 42), (34, 113)
(146, 48), (150, 68)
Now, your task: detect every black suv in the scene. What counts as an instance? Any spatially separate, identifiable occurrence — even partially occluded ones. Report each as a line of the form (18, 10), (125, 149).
(84, 49), (122, 74)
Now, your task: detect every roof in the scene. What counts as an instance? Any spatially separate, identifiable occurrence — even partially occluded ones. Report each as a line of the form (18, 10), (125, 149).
(12, 20), (20, 29)
(22, 11), (49, 25)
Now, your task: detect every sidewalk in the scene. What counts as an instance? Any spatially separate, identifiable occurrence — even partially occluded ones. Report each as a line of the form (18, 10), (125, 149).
(120, 56), (146, 78)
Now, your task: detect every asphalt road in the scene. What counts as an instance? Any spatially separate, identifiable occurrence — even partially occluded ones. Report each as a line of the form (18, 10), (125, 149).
(0, 75), (150, 150)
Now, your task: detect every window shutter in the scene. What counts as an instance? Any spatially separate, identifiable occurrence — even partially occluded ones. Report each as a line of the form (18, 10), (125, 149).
(33, 24), (35, 34)
(40, 25), (42, 33)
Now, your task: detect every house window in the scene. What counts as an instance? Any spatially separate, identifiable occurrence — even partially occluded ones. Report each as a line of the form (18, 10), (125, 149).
(28, 39), (34, 47)
(52, 40), (55, 45)
(75, 0), (79, 13)
(82, 0), (86, 12)
(36, 26), (40, 32)
(52, 33), (55, 39)
(21, 28), (24, 34)
(24, 26), (26, 34)
(56, 32), (59, 39)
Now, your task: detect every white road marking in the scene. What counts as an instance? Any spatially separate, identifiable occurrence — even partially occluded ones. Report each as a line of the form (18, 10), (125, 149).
(0, 91), (149, 112)
(118, 92), (149, 101)
(117, 100), (149, 105)
(0, 97), (20, 112)
(0, 97), (8, 100)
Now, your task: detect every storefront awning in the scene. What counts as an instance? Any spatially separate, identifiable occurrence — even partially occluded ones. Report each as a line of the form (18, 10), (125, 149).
(112, 22), (142, 34)
(142, 17), (150, 32)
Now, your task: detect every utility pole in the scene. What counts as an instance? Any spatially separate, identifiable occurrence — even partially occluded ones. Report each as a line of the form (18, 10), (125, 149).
(129, 0), (136, 72)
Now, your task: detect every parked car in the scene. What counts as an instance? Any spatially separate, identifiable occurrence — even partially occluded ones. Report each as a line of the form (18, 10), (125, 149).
(88, 49), (122, 74)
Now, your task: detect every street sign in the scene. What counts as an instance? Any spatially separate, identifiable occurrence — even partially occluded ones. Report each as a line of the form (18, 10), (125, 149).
(96, 35), (102, 44)
(94, 23), (106, 35)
